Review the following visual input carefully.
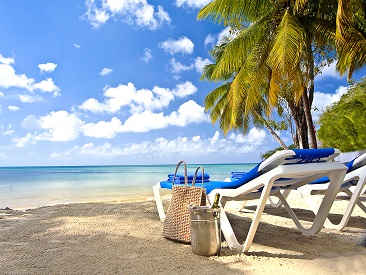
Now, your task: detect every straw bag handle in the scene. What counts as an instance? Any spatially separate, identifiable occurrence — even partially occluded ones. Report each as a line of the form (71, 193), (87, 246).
(192, 166), (204, 187)
(173, 160), (188, 186)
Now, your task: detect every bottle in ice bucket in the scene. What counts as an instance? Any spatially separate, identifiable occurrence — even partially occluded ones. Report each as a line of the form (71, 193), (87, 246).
(211, 193), (220, 209)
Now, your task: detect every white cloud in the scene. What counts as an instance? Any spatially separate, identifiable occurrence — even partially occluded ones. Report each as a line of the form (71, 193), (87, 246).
(83, 117), (124, 138)
(167, 100), (208, 127)
(233, 128), (267, 145)
(194, 57), (211, 73)
(210, 131), (220, 144)
(135, 3), (169, 30)
(38, 62), (57, 73)
(122, 111), (168, 132)
(80, 99), (206, 134)
(35, 111), (83, 141)
(8, 106), (20, 111)
(218, 27), (232, 43)
(14, 111), (83, 147)
(21, 115), (42, 130)
(315, 61), (343, 81)
(16, 95), (207, 146)
(79, 81), (196, 114)
(312, 86), (348, 121)
(170, 58), (194, 73)
(204, 34), (216, 47)
(83, 0), (171, 30)
(13, 133), (36, 148)
(204, 27), (235, 49)
(51, 129), (265, 160)
(99, 68), (112, 76)
(33, 78), (60, 97)
(0, 55), (60, 98)
(159, 36), (194, 55)
(171, 81), (197, 97)
(3, 124), (15, 136)
(79, 142), (123, 157)
(19, 94), (43, 103)
(0, 63), (34, 90)
(175, 0), (211, 8)
(73, 43), (81, 48)
(83, 0), (110, 28)
(141, 48), (152, 63)
(155, 5), (171, 24)
(170, 57), (211, 74)
(0, 54), (15, 65)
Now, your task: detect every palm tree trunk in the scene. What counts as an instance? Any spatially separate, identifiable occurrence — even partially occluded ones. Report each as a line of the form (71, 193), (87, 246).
(304, 40), (318, 149)
(266, 124), (289, 149)
(288, 99), (309, 149)
(253, 109), (288, 149)
(302, 90), (317, 148)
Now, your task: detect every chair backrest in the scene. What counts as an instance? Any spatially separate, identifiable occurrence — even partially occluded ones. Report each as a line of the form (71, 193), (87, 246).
(230, 148), (340, 187)
(349, 152), (366, 171)
(257, 148), (340, 173)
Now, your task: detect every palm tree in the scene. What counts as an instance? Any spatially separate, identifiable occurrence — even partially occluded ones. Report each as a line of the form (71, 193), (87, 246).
(198, 0), (338, 149)
(336, 0), (366, 79)
(201, 37), (289, 148)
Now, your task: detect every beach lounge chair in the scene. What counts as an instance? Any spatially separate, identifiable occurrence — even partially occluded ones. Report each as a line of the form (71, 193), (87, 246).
(153, 148), (347, 252)
(297, 152), (366, 231)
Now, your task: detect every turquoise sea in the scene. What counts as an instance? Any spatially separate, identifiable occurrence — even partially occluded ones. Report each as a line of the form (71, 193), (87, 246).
(0, 163), (257, 209)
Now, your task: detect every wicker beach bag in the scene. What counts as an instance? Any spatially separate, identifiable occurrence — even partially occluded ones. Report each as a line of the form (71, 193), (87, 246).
(162, 161), (206, 243)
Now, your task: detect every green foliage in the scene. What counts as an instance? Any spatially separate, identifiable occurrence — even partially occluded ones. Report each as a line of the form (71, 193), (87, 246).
(198, 0), (341, 149)
(317, 77), (366, 152)
(336, 0), (366, 79)
(261, 144), (296, 160)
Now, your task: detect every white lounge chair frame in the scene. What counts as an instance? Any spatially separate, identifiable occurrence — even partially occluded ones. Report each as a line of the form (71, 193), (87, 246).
(297, 153), (366, 231)
(209, 154), (346, 252)
(154, 149), (347, 253)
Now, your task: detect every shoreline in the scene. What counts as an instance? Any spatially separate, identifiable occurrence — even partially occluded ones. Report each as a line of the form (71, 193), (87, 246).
(1, 194), (159, 211)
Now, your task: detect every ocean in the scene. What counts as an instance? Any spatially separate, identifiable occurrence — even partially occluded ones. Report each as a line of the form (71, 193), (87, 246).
(0, 163), (257, 209)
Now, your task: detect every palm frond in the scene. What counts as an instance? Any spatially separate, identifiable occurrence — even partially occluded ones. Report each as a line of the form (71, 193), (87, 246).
(198, 0), (272, 25)
(267, 10), (306, 82)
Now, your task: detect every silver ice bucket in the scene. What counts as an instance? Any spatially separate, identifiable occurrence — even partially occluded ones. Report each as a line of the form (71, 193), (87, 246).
(189, 205), (221, 256)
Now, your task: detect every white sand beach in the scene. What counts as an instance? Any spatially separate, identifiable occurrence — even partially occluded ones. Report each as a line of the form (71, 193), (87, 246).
(1, 192), (365, 275)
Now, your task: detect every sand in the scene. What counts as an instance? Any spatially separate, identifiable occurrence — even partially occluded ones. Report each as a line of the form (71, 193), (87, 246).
(1, 192), (365, 275)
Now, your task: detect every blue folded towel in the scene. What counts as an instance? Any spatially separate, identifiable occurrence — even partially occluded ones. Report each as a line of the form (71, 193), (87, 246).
(231, 171), (247, 179)
(167, 178), (210, 184)
(167, 172), (210, 184)
(167, 173), (210, 181)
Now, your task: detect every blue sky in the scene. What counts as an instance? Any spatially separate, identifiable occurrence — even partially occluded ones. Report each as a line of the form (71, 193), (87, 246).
(0, 0), (364, 166)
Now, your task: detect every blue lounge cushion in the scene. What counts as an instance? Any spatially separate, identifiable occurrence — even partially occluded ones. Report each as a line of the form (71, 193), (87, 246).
(309, 157), (358, 186)
(160, 149), (340, 193)
(345, 158), (356, 172)
(287, 148), (335, 163)
(160, 163), (261, 193)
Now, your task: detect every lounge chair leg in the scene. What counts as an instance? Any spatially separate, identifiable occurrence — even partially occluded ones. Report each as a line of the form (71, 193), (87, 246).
(343, 187), (366, 213)
(153, 183), (166, 222)
(237, 201), (248, 211)
(268, 190), (291, 208)
(324, 175), (366, 230)
(242, 183), (274, 253)
(207, 194), (244, 251)
(219, 208), (244, 251)
(280, 170), (346, 235)
(298, 174), (366, 231)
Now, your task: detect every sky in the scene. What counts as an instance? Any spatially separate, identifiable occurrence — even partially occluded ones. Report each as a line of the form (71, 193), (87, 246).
(0, 0), (365, 166)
